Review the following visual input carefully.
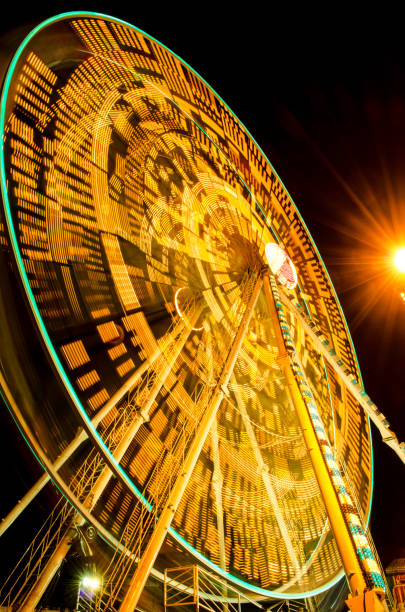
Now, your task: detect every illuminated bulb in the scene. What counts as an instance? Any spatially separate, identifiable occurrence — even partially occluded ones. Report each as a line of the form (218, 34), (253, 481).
(394, 247), (405, 273)
(82, 576), (100, 591)
(265, 243), (298, 289)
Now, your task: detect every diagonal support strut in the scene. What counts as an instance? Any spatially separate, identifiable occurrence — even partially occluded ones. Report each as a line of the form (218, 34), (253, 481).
(118, 273), (263, 612)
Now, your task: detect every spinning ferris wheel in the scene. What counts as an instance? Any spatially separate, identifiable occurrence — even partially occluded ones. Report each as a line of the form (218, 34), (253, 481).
(0, 12), (404, 612)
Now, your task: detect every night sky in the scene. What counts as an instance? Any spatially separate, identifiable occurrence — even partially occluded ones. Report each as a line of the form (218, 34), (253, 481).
(0, 0), (404, 589)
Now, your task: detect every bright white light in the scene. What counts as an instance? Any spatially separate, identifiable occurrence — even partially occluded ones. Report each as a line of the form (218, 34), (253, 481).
(82, 576), (101, 591)
(394, 247), (405, 273)
(265, 243), (298, 290)
(174, 287), (204, 331)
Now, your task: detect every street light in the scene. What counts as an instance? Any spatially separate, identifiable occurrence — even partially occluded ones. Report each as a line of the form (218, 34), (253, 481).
(76, 574), (101, 610)
(394, 247), (405, 273)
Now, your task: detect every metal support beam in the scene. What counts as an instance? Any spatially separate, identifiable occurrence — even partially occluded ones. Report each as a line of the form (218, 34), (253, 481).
(0, 343), (164, 538)
(263, 272), (385, 608)
(17, 324), (192, 612)
(210, 420), (229, 612)
(277, 287), (405, 465)
(0, 428), (86, 538)
(118, 274), (263, 612)
(17, 526), (77, 612)
(0, 370), (168, 582)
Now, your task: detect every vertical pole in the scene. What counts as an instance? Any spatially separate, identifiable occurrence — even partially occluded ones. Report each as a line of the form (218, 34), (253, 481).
(117, 274), (262, 612)
(263, 272), (385, 610)
(195, 565), (199, 611)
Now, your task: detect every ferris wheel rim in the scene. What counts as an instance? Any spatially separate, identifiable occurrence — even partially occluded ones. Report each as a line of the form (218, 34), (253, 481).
(0, 11), (370, 599)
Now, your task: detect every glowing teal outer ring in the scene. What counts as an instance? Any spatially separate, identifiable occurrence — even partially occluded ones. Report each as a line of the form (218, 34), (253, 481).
(0, 11), (374, 598)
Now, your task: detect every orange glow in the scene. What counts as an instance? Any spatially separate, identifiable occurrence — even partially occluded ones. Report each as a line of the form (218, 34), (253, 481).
(394, 247), (405, 273)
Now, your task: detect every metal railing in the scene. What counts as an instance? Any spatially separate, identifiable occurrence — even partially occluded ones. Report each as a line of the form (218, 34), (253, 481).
(164, 565), (264, 611)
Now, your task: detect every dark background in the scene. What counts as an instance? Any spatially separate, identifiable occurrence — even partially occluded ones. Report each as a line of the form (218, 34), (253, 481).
(0, 0), (404, 588)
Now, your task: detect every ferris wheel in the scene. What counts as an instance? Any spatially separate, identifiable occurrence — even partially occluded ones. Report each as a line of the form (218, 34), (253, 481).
(0, 12), (403, 612)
